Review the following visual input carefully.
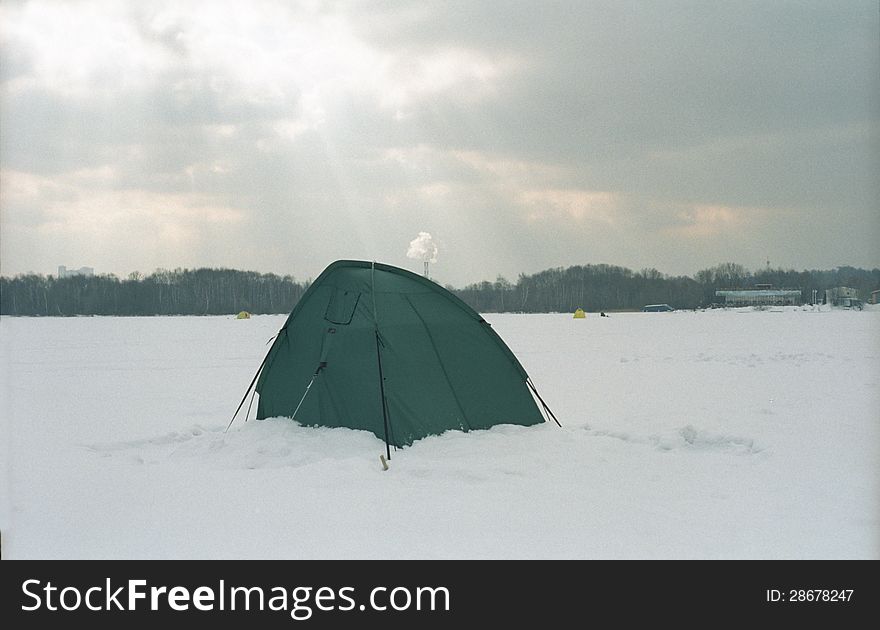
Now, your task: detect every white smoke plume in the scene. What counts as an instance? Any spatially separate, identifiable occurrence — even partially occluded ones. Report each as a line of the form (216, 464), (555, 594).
(406, 232), (438, 263)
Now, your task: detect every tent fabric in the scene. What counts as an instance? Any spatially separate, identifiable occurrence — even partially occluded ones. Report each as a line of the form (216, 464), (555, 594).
(255, 260), (546, 446)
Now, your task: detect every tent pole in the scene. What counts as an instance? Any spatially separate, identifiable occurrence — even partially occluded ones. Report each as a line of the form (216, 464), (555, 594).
(371, 260), (393, 460)
(244, 387), (257, 422)
(371, 261), (378, 326)
(527, 378), (562, 427)
(225, 347), (273, 433)
(291, 369), (320, 421)
(375, 330), (392, 460)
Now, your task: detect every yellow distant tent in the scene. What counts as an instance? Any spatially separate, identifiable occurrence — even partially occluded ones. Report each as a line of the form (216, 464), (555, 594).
(236, 311), (251, 319)
(573, 308), (586, 319)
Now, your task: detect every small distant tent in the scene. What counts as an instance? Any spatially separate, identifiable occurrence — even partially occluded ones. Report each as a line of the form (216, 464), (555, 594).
(573, 308), (586, 318)
(643, 304), (674, 312)
(233, 260), (558, 456)
(236, 311), (251, 319)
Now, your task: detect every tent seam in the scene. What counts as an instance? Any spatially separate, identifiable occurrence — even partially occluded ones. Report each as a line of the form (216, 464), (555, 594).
(404, 295), (472, 432)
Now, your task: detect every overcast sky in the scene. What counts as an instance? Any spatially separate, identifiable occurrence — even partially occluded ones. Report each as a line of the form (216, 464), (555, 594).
(1, 1), (877, 286)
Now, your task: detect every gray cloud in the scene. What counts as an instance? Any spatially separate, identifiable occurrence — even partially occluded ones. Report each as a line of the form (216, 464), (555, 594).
(1, 0), (877, 285)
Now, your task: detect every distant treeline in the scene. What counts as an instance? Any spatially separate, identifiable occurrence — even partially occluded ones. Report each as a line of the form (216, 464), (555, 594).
(0, 268), (308, 316)
(1, 263), (878, 316)
(453, 262), (880, 312)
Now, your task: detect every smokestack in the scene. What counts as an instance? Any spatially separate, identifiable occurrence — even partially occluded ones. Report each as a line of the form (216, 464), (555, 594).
(406, 232), (438, 279)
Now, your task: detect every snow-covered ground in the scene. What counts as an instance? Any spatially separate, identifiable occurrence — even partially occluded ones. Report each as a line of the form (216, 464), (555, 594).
(1, 308), (877, 559)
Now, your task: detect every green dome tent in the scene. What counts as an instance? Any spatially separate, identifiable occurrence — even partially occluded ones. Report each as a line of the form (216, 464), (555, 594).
(232, 260), (557, 457)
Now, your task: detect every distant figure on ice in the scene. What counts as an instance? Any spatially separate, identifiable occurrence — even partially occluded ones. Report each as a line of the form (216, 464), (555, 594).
(600, 311), (608, 317)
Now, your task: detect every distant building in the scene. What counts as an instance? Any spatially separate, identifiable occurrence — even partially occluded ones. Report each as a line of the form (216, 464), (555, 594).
(58, 265), (94, 278)
(825, 287), (862, 309)
(871, 289), (880, 305)
(715, 287), (801, 306)
(643, 304), (674, 312)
